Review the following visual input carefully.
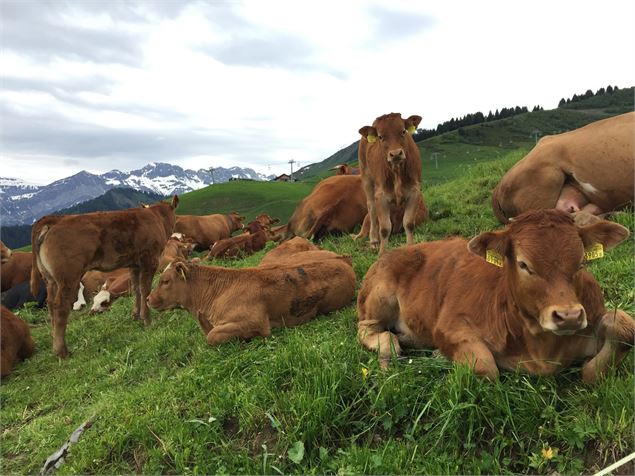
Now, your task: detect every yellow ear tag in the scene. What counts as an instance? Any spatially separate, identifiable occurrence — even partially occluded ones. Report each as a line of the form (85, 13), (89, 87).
(486, 249), (504, 267)
(367, 135), (377, 143)
(584, 243), (604, 261)
(179, 269), (187, 281)
(407, 125), (416, 134)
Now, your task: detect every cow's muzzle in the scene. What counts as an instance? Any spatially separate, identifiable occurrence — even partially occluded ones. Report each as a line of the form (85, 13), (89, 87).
(387, 148), (405, 164)
(542, 305), (587, 335)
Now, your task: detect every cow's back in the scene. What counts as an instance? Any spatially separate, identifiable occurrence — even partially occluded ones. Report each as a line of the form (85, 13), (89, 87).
(175, 214), (230, 248)
(0, 252), (32, 291)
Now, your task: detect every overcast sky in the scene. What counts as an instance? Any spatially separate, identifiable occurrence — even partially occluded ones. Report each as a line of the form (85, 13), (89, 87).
(1, 0), (633, 185)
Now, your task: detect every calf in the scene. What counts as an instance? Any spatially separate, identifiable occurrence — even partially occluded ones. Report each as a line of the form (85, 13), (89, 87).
(357, 209), (633, 383)
(1, 305), (35, 378)
(358, 112), (425, 254)
(148, 254), (356, 345)
(258, 237), (320, 267)
(31, 196), (179, 357)
(331, 163), (360, 175)
(174, 211), (244, 250)
(286, 175), (367, 241)
(90, 269), (132, 313)
(1, 241), (12, 264)
(1, 251), (32, 292)
(207, 221), (268, 259)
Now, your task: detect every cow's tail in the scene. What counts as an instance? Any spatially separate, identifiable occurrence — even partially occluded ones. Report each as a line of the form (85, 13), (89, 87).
(30, 223), (49, 296)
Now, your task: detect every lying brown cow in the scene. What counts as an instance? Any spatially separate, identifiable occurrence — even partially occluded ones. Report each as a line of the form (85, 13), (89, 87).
(286, 175), (367, 240)
(1, 241), (12, 264)
(31, 197), (179, 357)
(358, 113), (425, 254)
(1, 305), (35, 378)
(331, 163), (360, 175)
(207, 221), (268, 259)
(148, 254), (356, 345)
(1, 251), (33, 292)
(174, 211), (244, 250)
(258, 237), (320, 267)
(492, 112), (635, 223)
(90, 269), (132, 313)
(357, 209), (633, 383)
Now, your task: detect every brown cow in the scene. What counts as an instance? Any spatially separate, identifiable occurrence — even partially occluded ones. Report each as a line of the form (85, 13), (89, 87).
(148, 254), (356, 345)
(207, 221), (268, 259)
(174, 211), (244, 250)
(1, 241), (12, 264)
(253, 213), (280, 228)
(492, 112), (635, 223)
(1, 305), (35, 378)
(286, 175), (367, 241)
(358, 112), (425, 254)
(331, 163), (360, 175)
(1, 251), (33, 292)
(258, 237), (320, 267)
(357, 209), (632, 383)
(31, 196), (179, 357)
(90, 269), (132, 313)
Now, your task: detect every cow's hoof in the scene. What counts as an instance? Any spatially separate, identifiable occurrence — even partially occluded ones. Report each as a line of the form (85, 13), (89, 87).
(55, 348), (71, 359)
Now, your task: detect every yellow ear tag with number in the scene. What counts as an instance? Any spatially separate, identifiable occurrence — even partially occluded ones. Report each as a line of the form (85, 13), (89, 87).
(367, 135), (377, 143)
(486, 249), (504, 267)
(584, 243), (604, 261)
(407, 125), (416, 134)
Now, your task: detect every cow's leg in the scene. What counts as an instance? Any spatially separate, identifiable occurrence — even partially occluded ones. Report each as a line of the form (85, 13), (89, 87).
(582, 309), (634, 384)
(352, 213), (370, 241)
(441, 335), (499, 380)
(44, 279), (57, 326)
(205, 319), (271, 346)
(402, 192), (420, 246)
(52, 282), (78, 358)
(375, 197), (392, 255)
(137, 267), (154, 326)
(358, 319), (402, 369)
(363, 183), (379, 247)
(130, 268), (141, 320)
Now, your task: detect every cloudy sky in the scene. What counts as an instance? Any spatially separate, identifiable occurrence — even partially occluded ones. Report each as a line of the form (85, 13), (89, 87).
(1, 0), (633, 185)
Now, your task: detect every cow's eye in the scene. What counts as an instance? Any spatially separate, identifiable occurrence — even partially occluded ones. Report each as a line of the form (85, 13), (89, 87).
(518, 261), (533, 274)
(401, 129), (407, 136)
(378, 135), (384, 141)
(161, 279), (169, 285)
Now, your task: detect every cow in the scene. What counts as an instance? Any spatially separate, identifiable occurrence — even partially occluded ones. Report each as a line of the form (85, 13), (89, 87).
(357, 209), (633, 383)
(208, 221), (268, 259)
(30, 196), (179, 357)
(492, 112), (635, 223)
(90, 269), (132, 313)
(258, 237), (320, 267)
(358, 112), (425, 254)
(159, 236), (193, 270)
(1, 241), (12, 264)
(353, 193), (428, 241)
(174, 211), (244, 251)
(1, 305), (35, 378)
(253, 213), (280, 228)
(331, 163), (360, 175)
(2, 280), (47, 311)
(1, 251), (32, 292)
(286, 175), (368, 241)
(147, 254), (356, 346)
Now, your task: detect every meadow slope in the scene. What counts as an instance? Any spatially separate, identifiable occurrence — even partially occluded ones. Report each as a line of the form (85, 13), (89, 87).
(1, 151), (633, 475)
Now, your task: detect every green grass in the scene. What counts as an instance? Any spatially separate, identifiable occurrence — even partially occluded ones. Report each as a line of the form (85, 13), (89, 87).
(1, 151), (633, 475)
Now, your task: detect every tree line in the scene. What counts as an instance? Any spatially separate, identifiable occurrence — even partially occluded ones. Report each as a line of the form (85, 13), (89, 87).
(558, 85), (620, 107)
(412, 105), (541, 142)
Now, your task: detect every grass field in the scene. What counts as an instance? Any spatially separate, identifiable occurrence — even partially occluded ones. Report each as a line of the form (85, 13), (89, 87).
(1, 150), (633, 475)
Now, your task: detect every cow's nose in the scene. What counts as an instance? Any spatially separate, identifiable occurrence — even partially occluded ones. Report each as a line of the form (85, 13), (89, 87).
(552, 307), (583, 329)
(388, 149), (405, 162)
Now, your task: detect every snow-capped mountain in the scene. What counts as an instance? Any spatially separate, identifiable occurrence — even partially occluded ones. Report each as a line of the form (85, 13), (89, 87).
(0, 163), (275, 225)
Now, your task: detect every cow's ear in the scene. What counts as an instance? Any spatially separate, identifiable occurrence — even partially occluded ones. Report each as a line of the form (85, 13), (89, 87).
(467, 230), (510, 264)
(171, 195), (179, 209)
(578, 221), (629, 251)
(404, 115), (422, 133)
(359, 126), (378, 143)
(174, 261), (189, 281)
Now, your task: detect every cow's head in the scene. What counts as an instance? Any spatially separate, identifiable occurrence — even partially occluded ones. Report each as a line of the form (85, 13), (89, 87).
(468, 209), (629, 335)
(91, 286), (113, 313)
(255, 213), (280, 226)
(229, 211), (245, 231)
(330, 163), (352, 175)
(359, 113), (421, 166)
(147, 261), (190, 311)
(244, 220), (265, 235)
(0, 241), (12, 264)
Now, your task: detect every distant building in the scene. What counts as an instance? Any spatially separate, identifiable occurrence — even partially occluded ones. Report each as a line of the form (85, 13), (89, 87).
(273, 173), (291, 182)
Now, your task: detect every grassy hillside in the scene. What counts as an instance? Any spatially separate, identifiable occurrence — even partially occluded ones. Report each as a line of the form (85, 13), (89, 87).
(2, 150), (632, 475)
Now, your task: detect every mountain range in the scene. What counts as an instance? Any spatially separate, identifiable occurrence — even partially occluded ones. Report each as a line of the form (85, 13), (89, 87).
(0, 163), (274, 225)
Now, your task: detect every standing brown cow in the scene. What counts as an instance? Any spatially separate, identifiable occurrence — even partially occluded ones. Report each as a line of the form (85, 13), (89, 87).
(30, 197), (179, 357)
(358, 113), (425, 254)
(357, 209), (633, 382)
(174, 212), (244, 250)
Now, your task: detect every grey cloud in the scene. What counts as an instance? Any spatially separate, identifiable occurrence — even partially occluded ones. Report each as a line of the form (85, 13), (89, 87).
(0, 0), (194, 66)
(367, 6), (436, 42)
